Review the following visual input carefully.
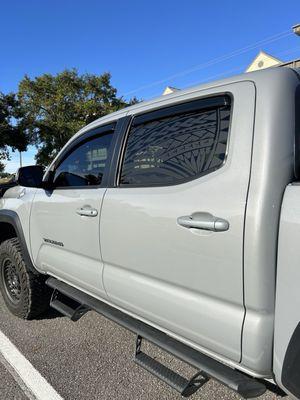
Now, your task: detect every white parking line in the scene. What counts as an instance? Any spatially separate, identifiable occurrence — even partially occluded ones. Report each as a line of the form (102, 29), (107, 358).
(0, 329), (64, 400)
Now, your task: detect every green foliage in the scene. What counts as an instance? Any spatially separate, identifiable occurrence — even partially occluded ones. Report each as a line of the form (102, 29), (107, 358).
(0, 93), (30, 172)
(0, 154), (6, 174)
(18, 69), (138, 166)
(0, 172), (13, 181)
(0, 94), (12, 172)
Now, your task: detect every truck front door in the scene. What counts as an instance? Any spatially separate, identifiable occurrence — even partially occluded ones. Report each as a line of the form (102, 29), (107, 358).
(30, 122), (116, 298)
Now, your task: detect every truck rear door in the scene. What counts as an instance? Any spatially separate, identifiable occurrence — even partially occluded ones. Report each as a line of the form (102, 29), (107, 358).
(101, 82), (255, 362)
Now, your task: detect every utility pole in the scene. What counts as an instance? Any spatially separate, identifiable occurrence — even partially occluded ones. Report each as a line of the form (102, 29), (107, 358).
(19, 151), (22, 168)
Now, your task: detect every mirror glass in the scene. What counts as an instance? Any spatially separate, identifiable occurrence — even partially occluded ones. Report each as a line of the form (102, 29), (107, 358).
(17, 166), (44, 188)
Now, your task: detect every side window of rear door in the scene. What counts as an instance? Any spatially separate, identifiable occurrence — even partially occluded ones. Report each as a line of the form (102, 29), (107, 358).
(119, 96), (231, 187)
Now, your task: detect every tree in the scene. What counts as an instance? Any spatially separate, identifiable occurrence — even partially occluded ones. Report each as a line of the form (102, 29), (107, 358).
(0, 172), (13, 180)
(18, 70), (138, 166)
(0, 93), (29, 172)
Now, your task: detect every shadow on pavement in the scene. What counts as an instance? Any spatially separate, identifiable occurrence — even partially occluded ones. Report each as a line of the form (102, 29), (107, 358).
(36, 307), (63, 320)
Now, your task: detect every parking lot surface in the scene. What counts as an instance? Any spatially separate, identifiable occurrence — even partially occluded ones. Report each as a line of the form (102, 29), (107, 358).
(0, 294), (286, 400)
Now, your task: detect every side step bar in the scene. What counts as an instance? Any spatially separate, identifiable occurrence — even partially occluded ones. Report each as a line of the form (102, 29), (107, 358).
(46, 277), (266, 399)
(50, 289), (90, 321)
(134, 335), (209, 397)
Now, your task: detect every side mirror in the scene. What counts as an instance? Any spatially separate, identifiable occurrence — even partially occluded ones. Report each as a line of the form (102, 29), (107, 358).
(16, 165), (45, 188)
(42, 170), (55, 190)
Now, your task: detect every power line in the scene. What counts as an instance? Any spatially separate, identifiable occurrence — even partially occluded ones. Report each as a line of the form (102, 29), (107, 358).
(148, 65), (246, 99)
(123, 30), (292, 97)
(181, 65), (247, 90)
(276, 45), (300, 57)
(171, 45), (300, 93)
(185, 45), (300, 89)
(164, 44), (300, 97)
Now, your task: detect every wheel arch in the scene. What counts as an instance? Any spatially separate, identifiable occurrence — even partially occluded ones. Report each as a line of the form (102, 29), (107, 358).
(0, 210), (37, 274)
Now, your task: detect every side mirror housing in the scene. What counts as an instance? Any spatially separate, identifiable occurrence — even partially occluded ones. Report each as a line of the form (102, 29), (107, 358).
(16, 165), (45, 188)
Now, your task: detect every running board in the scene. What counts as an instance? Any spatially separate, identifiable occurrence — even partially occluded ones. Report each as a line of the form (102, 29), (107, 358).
(46, 277), (266, 399)
(134, 335), (209, 397)
(50, 289), (90, 321)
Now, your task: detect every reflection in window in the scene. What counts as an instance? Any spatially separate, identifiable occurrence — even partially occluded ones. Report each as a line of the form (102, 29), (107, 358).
(120, 105), (231, 186)
(54, 133), (113, 187)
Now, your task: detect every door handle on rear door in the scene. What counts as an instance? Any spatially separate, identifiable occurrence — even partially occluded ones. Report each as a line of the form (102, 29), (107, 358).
(76, 206), (98, 217)
(177, 212), (229, 232)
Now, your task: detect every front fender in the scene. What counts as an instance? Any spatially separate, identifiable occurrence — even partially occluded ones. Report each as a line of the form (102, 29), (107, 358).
(0, 209), (38, 274)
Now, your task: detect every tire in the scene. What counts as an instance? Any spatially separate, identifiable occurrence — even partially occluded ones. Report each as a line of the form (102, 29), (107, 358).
(0, 238), (51, 319)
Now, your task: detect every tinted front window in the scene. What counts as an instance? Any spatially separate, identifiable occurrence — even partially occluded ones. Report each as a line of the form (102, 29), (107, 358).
(120, 105), (231, 186)
(54, 133), (113, 187)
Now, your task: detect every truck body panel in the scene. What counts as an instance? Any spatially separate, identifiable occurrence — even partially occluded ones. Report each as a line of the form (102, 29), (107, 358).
(274, 183), (300, 398)
(242, 68), (298, 374)
(30, 186), (108, 298)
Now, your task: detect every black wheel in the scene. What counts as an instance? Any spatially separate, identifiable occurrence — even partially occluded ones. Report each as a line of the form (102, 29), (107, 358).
(0, 238), (51, 319)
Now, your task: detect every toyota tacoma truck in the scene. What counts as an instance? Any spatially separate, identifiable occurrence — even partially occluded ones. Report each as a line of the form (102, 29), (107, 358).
(1, 66), (300, 399)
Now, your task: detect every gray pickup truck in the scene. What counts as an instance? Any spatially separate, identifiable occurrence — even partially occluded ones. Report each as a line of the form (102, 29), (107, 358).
(0, 66), (299, 399)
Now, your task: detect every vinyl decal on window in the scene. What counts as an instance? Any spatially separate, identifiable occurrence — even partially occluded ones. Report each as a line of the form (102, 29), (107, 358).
(120, 106), (231, 186)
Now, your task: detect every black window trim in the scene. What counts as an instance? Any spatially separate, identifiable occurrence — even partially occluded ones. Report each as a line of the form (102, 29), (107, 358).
(115, 94), (233, 189)
(47, 121), (118, 190)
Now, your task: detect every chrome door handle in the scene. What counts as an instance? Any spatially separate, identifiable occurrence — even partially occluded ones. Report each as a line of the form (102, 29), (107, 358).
(76, 206), (98, 217)
(177, 212), (229, 232)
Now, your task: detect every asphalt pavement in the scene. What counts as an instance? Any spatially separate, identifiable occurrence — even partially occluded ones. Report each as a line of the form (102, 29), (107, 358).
(0, 294), (287, 400)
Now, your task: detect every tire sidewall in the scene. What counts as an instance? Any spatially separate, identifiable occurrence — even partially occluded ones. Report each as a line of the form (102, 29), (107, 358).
(0, 241), (30, 318)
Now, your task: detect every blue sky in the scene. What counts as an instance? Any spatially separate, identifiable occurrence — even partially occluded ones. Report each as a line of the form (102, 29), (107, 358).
(1, 0), (300, 173)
